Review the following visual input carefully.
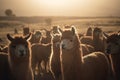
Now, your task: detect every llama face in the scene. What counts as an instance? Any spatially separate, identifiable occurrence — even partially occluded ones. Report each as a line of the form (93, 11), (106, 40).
(106, 40), (120, 54)
(52, 26), (60, 34)
(35, 31), (41, 39)
(93, 28), (103, 37)
(14, 44), (28, 57)
(61, 26), (77, 50)
(94, 31), (102, 36)
(7, 33), (31, 57)
(61, 39), (74, 50)
(105, 33), (120, 54)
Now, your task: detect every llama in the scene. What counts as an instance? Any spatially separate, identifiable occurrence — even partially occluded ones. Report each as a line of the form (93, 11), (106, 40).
(105, 33), (120, 80)
(51, 26), (62, 34)
(7, 33), (34, 80)
(93, 27), (106, 52)
(30, 30), (42, 44)
(41, 29), (52, 44)
(60, 26), (109, 80)
(31, 42), (52, 76)
(86, 27), (93, 36)
(23, 27), (30, 36)
(81, 27), (105, 53)
(49, 33), (62, 80)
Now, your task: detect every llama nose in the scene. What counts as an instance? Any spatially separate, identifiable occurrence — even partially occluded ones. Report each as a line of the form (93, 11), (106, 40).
(19, 50), (25, 56)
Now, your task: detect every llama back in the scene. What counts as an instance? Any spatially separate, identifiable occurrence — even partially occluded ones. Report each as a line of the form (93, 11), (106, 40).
(82, 52), (109, 80)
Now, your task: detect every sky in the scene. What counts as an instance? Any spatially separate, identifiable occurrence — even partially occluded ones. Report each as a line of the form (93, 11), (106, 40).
(0, 0), (120, 17)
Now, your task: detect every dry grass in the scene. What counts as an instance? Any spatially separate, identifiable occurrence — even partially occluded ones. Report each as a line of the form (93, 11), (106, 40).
(0, 17), (120, 45)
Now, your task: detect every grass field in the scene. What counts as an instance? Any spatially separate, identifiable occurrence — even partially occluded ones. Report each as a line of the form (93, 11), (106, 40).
(0, 17), (120, 45)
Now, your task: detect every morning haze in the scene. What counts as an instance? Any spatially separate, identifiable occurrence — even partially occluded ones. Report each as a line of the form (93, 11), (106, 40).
(0, 0), (120, 17)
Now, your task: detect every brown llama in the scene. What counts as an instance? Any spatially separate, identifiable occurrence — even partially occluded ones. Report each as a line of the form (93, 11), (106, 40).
(7, 33), (34, 80)
(86, 27), (93, 36)
(51, 25), (62, 34)
(105, 33), (120, 80)
(60, 26), (109, 80)
(93, 27), (106, 52)
(81, 27), (105, 53)
(49, 33), (62, 80)
(30, 30), (42, 44)
(31, 42), (52, 76)
(41, 29), (52, 44)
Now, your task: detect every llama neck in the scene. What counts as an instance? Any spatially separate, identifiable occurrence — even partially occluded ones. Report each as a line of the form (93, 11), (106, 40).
(8, 54), (32, 80)
(110, 54), (120, 80)
(61, 36), (83, 80)
(93, 35), (104, 52)
(53, 42), (60, 57)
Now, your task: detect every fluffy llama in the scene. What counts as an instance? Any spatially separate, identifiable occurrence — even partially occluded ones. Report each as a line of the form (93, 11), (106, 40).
(7, 33), (34, 80)
(105, 33), (120, 80)
(49, 33), (62, 80)
(60, 26), (109, 80)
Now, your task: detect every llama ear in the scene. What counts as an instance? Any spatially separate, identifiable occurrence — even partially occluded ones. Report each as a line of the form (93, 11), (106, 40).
(7, 34), (14, 41)
(24, 33), (32, 41)
(103, 32), (109, 40)
(71, 26), (77, 35)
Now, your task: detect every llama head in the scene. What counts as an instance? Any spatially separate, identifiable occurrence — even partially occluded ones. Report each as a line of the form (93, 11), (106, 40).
(105, 33), (120, 54)
(46, 30), (53, 41)
(93, 27), (103, 39)
(52, 25), (62, 34)
(7, 33), (32, 58)
(23, 27), (30, 36)
(60, 26), (79, 50)
(34, 30), (42, 39)
(52, 34), (62, 48)
(53, 34), (61, 43)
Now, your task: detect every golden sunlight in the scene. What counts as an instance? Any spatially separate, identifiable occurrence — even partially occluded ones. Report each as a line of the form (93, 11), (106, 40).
(30, 0), (89, 16)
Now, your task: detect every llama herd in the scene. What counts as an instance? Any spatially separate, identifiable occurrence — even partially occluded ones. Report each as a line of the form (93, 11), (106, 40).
(0, 25), (120, 80)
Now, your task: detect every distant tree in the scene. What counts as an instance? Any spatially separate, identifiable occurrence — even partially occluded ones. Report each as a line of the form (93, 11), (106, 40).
(45, 18), (52, 26)
(5, 9), (16, 17)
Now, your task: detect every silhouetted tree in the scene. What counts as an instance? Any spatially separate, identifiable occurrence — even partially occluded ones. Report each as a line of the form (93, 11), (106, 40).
(5, 9), (16, 17)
